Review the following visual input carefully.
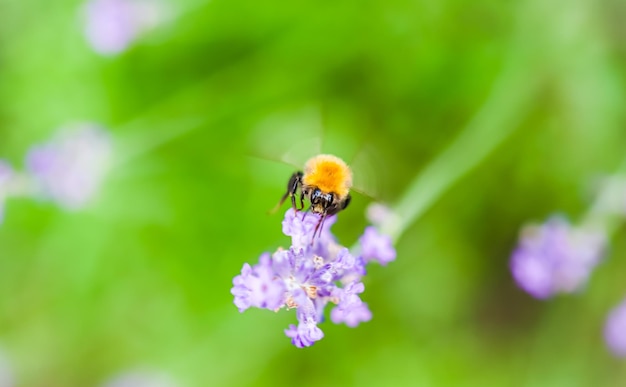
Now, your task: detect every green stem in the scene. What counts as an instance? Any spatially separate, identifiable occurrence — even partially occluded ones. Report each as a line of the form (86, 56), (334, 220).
(580, 157), (626, 237)
(381, 63), (538, 243)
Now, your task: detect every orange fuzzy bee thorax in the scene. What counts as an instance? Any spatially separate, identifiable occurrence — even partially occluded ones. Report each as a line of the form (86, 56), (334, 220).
(302, 154), (353, 199)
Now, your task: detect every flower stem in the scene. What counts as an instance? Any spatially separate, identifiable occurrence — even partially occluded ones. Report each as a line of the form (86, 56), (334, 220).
(580, 157), (626, 237)
(381, 64), (538, 243)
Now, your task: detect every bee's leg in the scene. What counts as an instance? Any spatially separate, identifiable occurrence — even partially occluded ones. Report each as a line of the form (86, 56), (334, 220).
(269, 171), (303, 214)
(299, 191), (305, 211)
(311, 213), (327, 245)
(289, 172), (303, 211)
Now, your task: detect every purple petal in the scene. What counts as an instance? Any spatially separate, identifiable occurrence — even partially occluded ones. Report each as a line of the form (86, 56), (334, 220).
(230, 255), (286, 312)
(330, 302), (372, 328)
(282, 208), (318, 250)
(83, 0), (167, 55)
(605, 298), (626, 357)
(284, 322), (324, 348)
(510, 217), (606, 299)
(330, 281), (371, 327)
(359, 226), (396, 265)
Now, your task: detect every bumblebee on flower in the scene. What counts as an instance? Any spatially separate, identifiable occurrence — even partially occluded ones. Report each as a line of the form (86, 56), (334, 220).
(232, 153), (396, 347)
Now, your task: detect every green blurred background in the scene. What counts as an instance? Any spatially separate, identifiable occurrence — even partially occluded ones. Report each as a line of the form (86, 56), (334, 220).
(1, 0), (626, 385)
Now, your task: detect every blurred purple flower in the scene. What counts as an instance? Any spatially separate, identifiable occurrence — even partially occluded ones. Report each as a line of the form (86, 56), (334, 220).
(510, 217), (606, 299)
(605, 298), (626, 357)
(366, 202), (400, 229)
(83, 0), (167, 55)
(0, 161), (14, 224)
(26, 124), (112, 209)
(231, 208), (396, 348)
(360, 226), (396, 265)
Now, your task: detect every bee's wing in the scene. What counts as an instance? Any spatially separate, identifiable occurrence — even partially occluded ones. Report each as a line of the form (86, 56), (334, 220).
(247, 105), (389, 203)
(347, 144), (386, 202)
(247, 107), (323, 170)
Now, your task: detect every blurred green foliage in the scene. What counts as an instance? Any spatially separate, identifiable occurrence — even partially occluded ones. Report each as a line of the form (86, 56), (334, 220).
(1, 0), (626, 385)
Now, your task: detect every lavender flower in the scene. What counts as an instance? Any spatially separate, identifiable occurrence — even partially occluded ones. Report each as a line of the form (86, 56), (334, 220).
(82, 0), (168, 55)
(605, 297), (626, 357)
(359, 226), (396, 265)
(26, 124), (112, 210)
(231, 253), (286, 312)
(231, 208), (396, 348)
(510, 217), (606, 299)
(330, 281), (372, 327)
(0, 161), (14, 224)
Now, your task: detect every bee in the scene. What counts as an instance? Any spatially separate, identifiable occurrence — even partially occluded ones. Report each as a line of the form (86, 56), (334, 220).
(273, 154), (353, 239)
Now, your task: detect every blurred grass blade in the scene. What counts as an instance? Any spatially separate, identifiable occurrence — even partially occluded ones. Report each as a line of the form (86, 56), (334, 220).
(382, 65), (538, 242)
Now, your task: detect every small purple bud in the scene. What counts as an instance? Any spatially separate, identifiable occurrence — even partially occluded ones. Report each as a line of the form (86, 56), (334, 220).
(330, 302), (372, 328)
(366, 202), (398, 228)
(282, 208), (318, 250)
(359, 226), (396, 265)
(330, 281), (372, 327)
(284, 322), (324, 348)
(605, 298), (626, 357)
(82, 0), (168, 55)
